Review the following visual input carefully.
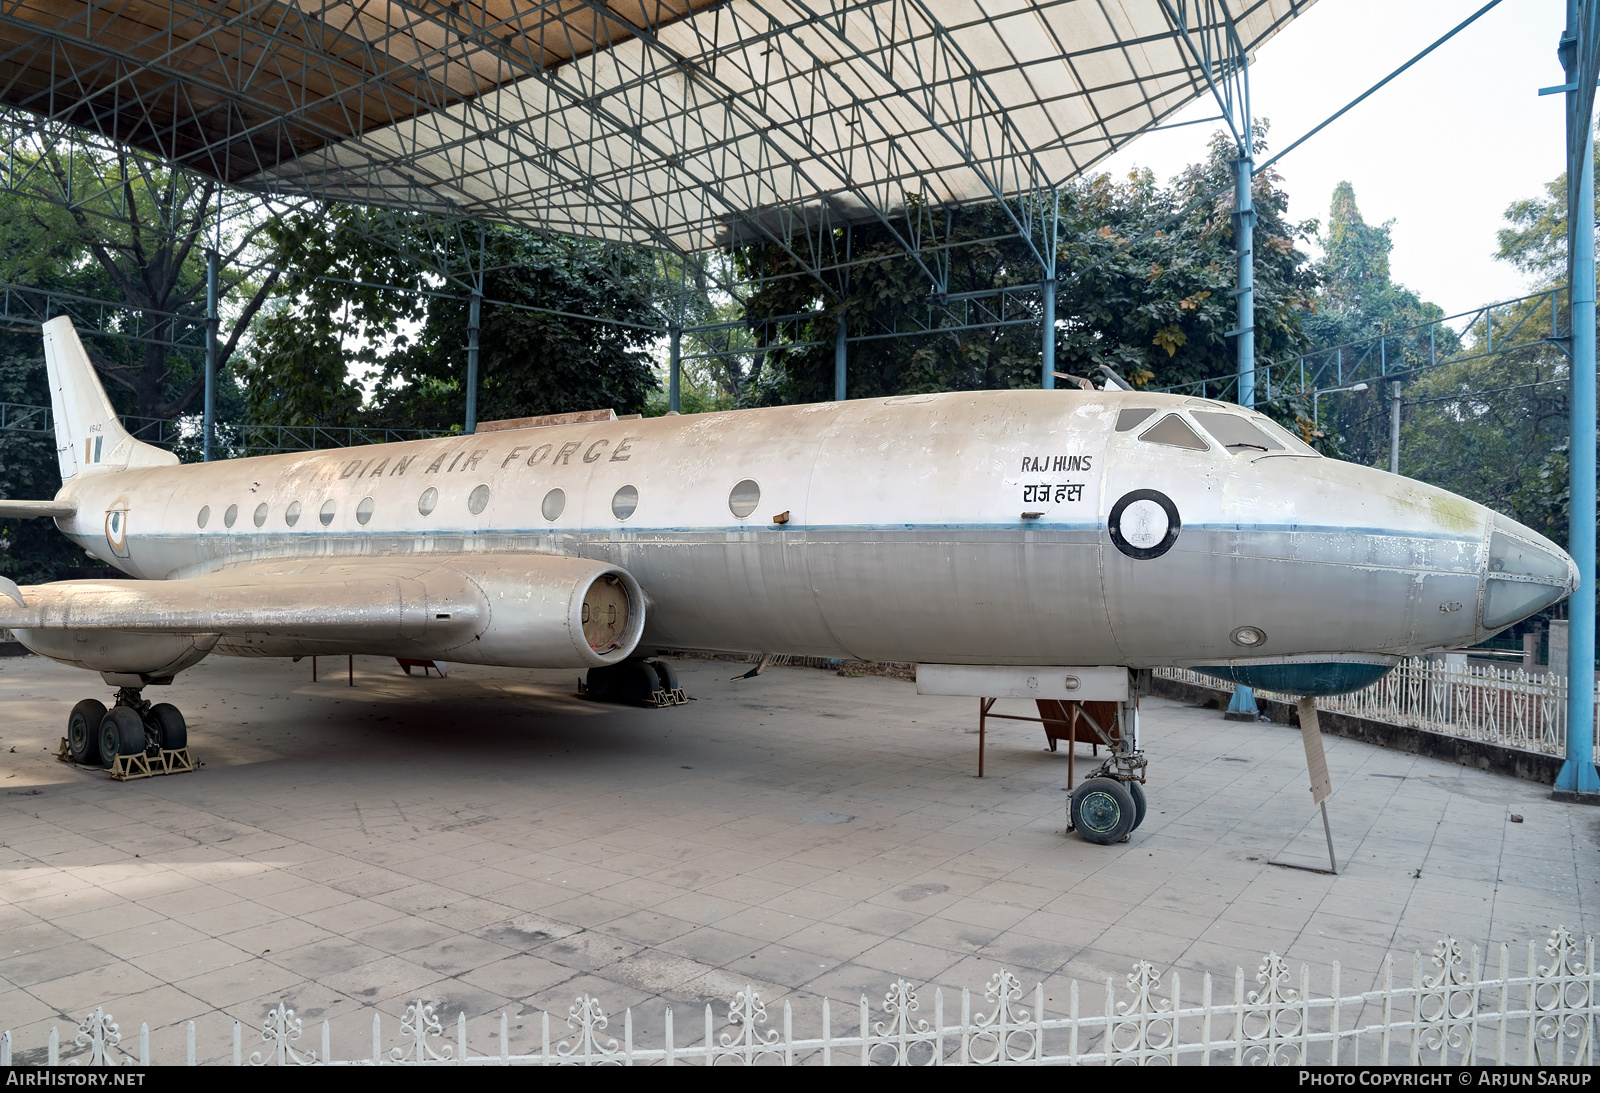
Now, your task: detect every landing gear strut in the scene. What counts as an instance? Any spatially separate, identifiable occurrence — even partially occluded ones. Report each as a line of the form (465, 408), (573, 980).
(61, 687), (192, 779)
(1065, 695), (1148, 845)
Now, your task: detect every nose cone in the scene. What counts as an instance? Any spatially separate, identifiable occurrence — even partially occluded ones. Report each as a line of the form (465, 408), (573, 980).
(1482, 514), (1578, 632)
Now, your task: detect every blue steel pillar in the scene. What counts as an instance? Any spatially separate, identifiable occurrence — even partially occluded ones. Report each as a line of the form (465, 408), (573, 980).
(1041, 279), (1057, 390)
(1558, 107), (1600, 796)
(834, 313), (847, 401)
(202, 249), (218, 462)
(668, 326), (681, 413)
(464, 291), (481, 434)
(1233, 154), (1256, 409)
(1227, 149), (1260, 722)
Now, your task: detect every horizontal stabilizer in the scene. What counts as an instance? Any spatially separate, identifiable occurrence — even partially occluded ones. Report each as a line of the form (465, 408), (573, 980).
(0, 500), (76, 519)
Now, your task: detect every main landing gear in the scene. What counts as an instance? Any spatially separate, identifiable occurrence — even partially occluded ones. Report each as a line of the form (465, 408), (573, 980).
(62, 688), (193, 780)
(582, 658), (689, 707)
(1065, 696), (1148, 845)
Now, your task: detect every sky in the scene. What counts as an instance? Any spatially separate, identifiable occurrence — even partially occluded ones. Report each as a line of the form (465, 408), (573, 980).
(1097, 0), (1569, 315)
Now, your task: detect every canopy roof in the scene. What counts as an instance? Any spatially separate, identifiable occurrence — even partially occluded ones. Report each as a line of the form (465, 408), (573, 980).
(0, 0), (1312, 252)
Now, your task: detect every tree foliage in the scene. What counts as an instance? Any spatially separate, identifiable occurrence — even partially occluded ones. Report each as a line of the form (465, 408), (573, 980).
(0, 117), (283, 422)
(733, 129), (1318, 406)
(243, 210), (661, 429)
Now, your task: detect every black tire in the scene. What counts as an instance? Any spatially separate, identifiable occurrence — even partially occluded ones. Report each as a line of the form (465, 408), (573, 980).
(585, 665), (615, 701)
(149, 703), (186, 750)
(1128, 780), (1148, 831)
(98, 707), (145, 768)
(1069, 777), (1137, 844)
(648, 660), (680, 693)
(68, 699), (107, 765)
(588, 660), (661, 705)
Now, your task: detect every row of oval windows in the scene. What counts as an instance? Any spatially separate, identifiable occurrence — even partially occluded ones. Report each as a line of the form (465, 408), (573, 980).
(196, 479), (766, 529)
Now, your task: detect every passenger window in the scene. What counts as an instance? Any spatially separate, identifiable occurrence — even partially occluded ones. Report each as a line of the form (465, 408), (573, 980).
(253, 503), (268, 528)
(356, 497), (374, 525)
(1191, 411), (1284, 455)
(197, 505), (210, 529)
(541, 488), (565, 521)
(468, 484), (490, 515)
(319, 499), (336, 526)
(224, 503), (238, 528)
(418, 487), (437, 516)
(1115, 408), (1158, 432)
(285, 501), (301, 527)
(611, 485), (638, 520)
(1137, 414), (1209, 451)
(729, 479), (760, 518)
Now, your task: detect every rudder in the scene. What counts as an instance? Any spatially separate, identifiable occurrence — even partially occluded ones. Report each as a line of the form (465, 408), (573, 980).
(42, 316), (177, 479)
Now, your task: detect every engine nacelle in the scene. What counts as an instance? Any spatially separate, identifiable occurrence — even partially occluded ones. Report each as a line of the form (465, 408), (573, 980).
(13, 628), (218, 686)
(428, 555), (646, 669)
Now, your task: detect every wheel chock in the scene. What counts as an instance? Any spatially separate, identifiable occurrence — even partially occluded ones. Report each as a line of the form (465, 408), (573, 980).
(108, 752), (154, 781)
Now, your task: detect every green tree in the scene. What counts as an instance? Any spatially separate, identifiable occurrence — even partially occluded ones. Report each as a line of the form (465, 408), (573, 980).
(371, 229), (660, 426)
(0, 337), (91, 581)
(735, 128), (1318, 407)
(0, 117), (283, 422)
(243, 211), (661, 428)
(1298, 182), (1453, 464)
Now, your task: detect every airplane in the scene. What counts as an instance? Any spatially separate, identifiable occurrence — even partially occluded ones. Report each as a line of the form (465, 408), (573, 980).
(0, 317), (1578, 843)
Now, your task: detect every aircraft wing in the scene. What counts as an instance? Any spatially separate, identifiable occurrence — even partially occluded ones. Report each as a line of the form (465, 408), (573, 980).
(0, 553), (644, 669)
(0, 500), (76, 518)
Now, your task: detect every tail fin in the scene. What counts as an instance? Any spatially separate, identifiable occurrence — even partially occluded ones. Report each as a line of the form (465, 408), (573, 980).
(42, 317), (178, 480)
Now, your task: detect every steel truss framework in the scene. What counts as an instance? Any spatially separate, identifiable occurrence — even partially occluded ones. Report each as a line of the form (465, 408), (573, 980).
(0, 1), (1307, 294)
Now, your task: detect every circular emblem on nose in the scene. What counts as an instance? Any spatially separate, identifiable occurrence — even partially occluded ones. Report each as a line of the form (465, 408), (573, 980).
(1108, 489), (1181, 560)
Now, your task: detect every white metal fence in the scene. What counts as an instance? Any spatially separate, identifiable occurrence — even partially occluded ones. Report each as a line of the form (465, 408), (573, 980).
(3, 927), (1594, 1066)
(1158, 658), (1599, 758)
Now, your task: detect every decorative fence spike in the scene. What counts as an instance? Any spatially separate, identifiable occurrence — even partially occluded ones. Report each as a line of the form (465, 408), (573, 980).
(6, 927), (1600, 1066)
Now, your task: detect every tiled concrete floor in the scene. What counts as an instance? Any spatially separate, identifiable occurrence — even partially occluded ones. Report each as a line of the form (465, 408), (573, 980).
(0, 653), (1594, 1062)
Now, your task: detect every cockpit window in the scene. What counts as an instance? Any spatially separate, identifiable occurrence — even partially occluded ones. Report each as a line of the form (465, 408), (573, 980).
(1191, 411), (1284, 455)
(1115, 408), (1158, 432)
(1137, 414), (1209, 451)
(1252, 416), (1321, 457)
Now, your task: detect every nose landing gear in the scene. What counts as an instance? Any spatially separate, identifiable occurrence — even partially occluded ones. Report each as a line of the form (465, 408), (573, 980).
(59, 688), (193, 780)
(1065, 697), (1148, 845)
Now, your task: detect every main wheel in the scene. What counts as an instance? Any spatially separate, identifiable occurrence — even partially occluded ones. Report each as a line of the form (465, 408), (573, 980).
(67, 699), (107, 765)
(1069, 777), (1137, 844)
(97, 707), (145, 768)
(148, 703), (186, 750)
(648, 660), (680, 693)
(1128, 780), (1148, 831)
(587, 660), (662, 705)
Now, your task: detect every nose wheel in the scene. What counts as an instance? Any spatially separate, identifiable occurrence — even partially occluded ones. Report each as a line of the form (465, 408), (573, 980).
(1064, 697), (1148, 844)
(60, 689), (193, 778)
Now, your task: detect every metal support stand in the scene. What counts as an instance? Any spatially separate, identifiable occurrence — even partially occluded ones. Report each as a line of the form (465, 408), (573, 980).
(834, 313), (847, 402)
(1389, 381), (1403, 475)
(1224, 684), (1259, 721)
(465, 291), (482, 434)
(1318, 801), (1337, 875)
(1040, 278), (1056, 390)
(1557, 19), (1600, 798)
(202, 249), (218, 462)
(1272, 696), (1339, 874)
(668, 325), (682, 413)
